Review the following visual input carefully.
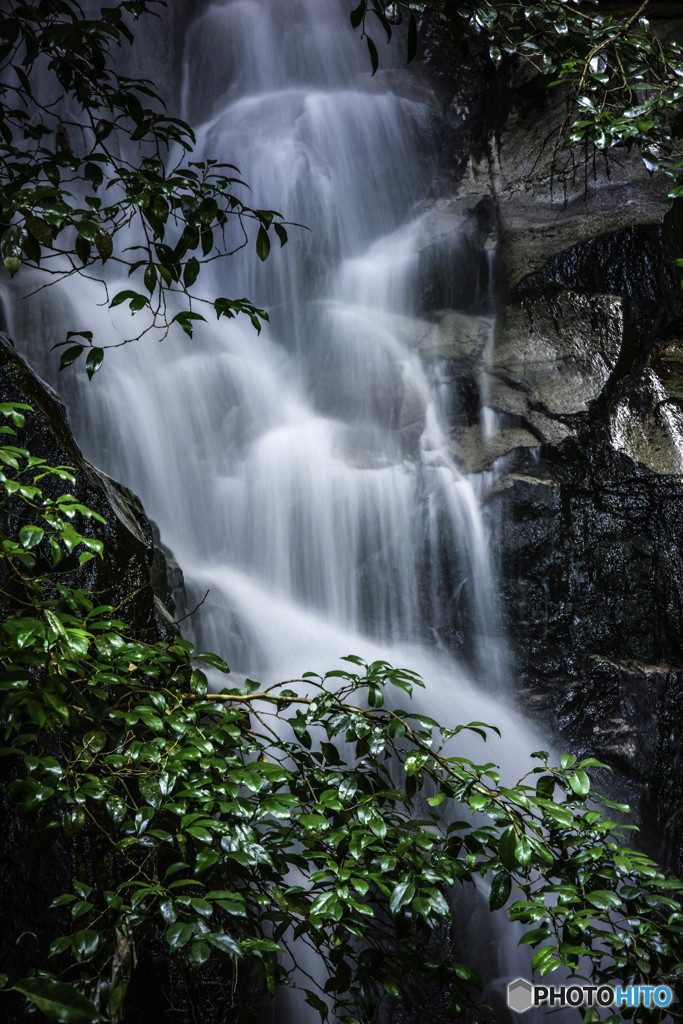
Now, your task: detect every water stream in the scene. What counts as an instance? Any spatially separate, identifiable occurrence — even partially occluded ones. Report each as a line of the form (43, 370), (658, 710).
(5, 0), (559, 1016)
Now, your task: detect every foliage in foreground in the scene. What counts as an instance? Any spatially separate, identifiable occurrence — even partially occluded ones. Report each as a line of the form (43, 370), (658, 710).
(2, 404), (683, 1024)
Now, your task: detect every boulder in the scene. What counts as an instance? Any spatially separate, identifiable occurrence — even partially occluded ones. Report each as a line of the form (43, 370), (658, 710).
(487, 437), (683, 870)
(488, 290), (624, 435)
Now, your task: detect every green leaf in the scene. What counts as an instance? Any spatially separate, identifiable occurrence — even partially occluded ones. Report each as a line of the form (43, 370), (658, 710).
(519, 926), (552, 946)
(488, 871), (511, 911)
(188, 940), (211, 967)
(536, 775), (555, 799)
(19, 524), (44, 549)
(110, 289), (142, 308)
(95, 119), (113, 141)
(369, 816), (387, 840)
(64, 331), (93, 345)
(85, 348), (104, 380)
(165, 922), (193, 949)
(190, 897), (214, 917)
(389, 880), (415, 914)
(569, 770), (590, 797)
(350, 1), (366, 29)
(72, 928), (99, 959)
(498, 827), (517, 870)
(305, 990), (329, 1020)
(531, 946), (559, 973)
(25, 215), (53, 247)
(183, 257), (199, 288)
(11, 977), (105, 1023)
(407, 12), (418, 63)
(171, 311), (206, 337)
(585, 890), (622, 911)
(76, 235), (91, 266)
(367, 681), (383, 707)
(197, 651), (230, 673)
(159, 900), (177, 923)
(94, 230), (112, 262)
(469, 792), (490, 812)
(515, 837), (532, 867)
(241, 938), (281, 953)
(143, 263), (157, 293)
(367, 34), (379, 74)
(256, 225), (270, 261)
(190, 668), (208, 695)
(76, 221), (100, 242)
(207, 932), (241, 956)
(59, 344), (84, 371)
(452, 963), (481, 985)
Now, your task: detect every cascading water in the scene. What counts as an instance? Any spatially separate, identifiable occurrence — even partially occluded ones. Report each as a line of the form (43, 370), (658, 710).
(5, 0), (559, 1016)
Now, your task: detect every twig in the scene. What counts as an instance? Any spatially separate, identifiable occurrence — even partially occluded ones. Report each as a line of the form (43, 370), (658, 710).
(174, 589), (209, 624)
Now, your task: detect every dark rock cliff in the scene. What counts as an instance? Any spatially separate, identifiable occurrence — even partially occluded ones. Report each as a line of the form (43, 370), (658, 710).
(413, 13), (683, 872)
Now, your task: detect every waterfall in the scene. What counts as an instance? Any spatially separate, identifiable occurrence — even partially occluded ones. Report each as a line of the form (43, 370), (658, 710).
(5, 0), (557, 1016)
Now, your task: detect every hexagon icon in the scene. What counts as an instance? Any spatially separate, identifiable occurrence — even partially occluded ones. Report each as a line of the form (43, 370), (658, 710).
(508, 978), (533, 1013)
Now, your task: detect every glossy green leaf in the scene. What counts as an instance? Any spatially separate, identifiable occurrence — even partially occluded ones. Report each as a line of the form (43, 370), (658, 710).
(12, 977), (105, 1023)
(165, 922), (193, 949)
(188, 940), (211, 967)
(19, 524), (44, 549)
(488, 870), (511, 911)
(59, 344), (84, 371)
(256, 225), (270, 261)
(389, 880), (415, 914)
(569, 770), (590, 797)
(196, 651), (230, 673)
(85, 348), (104, 380)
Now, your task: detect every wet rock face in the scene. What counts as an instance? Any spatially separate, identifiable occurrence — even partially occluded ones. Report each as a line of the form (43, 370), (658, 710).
(488, 235), (683, 868)
(483, 422), (683, 871)
(492, 290), (623, 437)
(413, 17), (683, 868)
(478, 208), (683, 868)
(492, 480), (683, 871)
(490, 439), (683, 667)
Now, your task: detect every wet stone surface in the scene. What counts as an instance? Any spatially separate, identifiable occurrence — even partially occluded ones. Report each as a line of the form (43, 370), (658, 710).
(412, 13), (683, 872)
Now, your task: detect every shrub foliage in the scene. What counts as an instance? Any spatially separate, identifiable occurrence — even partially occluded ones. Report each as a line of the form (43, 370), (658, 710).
(1, 404), (683, 1023)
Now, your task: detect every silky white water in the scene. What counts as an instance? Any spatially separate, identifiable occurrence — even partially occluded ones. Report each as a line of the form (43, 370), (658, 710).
(4, 0), (560, 1016)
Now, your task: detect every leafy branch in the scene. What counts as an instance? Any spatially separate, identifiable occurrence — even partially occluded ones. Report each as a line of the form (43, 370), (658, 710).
(0, 1), (291, 375)
(2, 403), (683, 1024)
(350, 1), (683, 189)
